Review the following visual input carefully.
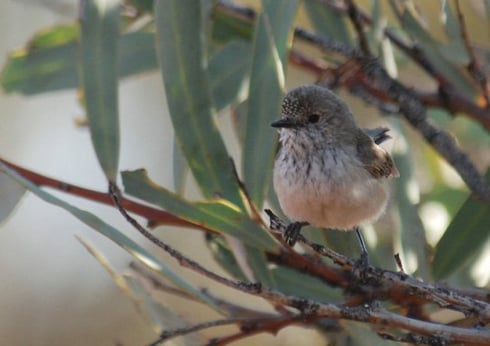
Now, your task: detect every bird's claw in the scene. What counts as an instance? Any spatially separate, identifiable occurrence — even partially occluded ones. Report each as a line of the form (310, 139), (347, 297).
(284, 222), (307, 246)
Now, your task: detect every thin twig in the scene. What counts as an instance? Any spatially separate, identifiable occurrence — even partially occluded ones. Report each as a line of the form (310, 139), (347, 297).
(345, 0), (371, 55)
(204, 314), (318, 346)
(455, 0), (490, 108)
(108, 182), (490, 344)
(265, 209), (490, 320)
(148, 317), (262, 346)
(108, 182), (260, 294)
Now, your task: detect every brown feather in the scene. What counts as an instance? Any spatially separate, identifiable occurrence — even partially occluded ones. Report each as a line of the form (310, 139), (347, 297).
(356, 129), (399, 179)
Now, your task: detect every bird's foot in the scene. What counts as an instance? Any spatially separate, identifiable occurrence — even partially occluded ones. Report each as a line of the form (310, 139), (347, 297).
(354, 250), (369, 281)
(284, 222), (308, 246)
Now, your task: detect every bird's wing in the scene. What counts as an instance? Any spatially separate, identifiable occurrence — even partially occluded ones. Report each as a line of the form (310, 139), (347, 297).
(357, 129), (400, 178)
(363, 126), (391, 145)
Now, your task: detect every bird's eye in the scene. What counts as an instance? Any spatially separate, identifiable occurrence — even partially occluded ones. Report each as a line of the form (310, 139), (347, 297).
(308, 114), (320, 123)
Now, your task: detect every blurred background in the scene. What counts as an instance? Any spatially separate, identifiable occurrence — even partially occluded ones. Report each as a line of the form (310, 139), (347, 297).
(1, 1), (489, 345)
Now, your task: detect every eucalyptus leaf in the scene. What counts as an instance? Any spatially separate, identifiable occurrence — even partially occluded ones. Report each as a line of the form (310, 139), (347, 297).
(172, 138), (188, 196)
(122, 169), (277, 250)
(154, 0), (243, 206)
(304, 0), (351, 45)
(243, 0), (298, 208)
(211, 5), (254, 43)
(124, 275), (206, 345)
(245, 245), (275, 287)
(0, 161), (216, 309)
(438, 1), (469, 65)
(400, 9), (475, 98)
(391, 120), (430, 279)
(205, 234), (248, 281)
(209, 40), (250, 111)
(0, 171), (26, 223)
(432, 170), (490, 279)
(1, 28), (157, 95)
(80, 0), (120, 181)
(271, 266), (340, 302)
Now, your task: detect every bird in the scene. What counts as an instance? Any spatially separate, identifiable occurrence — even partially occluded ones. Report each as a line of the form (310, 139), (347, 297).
(271, 84), (399, 263)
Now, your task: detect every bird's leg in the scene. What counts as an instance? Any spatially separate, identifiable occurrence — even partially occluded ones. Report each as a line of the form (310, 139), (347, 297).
(284, 221), (309, 246)
(355, 226), (369, 272)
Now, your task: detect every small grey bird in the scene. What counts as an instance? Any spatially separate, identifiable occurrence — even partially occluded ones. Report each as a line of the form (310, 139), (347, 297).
(271, 85), (399, 261)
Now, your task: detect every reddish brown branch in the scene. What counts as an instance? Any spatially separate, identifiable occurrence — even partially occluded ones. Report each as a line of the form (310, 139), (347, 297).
(0, 158), (216, 233)
(106, 182), (490, 345)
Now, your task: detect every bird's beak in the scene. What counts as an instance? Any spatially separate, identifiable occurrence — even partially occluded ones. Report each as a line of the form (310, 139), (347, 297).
(271, 117), (300, 128)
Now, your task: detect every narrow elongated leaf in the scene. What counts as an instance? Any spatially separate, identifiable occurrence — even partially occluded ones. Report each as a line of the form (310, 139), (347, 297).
(80, 0), (120, 181)
(209, 40), (250, 111)
(432, 170), (490, 279)
(271, 266), (340, 302)
(154, 0), (242, 206)
(212, 6), (254, 43)
(1, 28), (157, 95)
(245, 245), (275, 287)
(243, 0), (298, 208)
(122, 169), (277, 250)
(124, 275), (206, 345)
(172, 40), (249, 192)
(400, 9), (475, 98)
(439, 0), (468, 65)
(79, 238), (206, 344)
(391, 121), (430, 279)
(205, 235), (248, 281)
(0, 172), (26, 222)
(304, 0), (351, 45)
(172, 138), (188, 196)
(0, 162), (216, 308)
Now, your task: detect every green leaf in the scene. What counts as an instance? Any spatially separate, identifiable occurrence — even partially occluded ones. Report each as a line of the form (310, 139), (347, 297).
(124, 275), (206, 345)
(154, 0), (242, 206)
(243, 0), (298, 208)
(438, 1), (469, 65)
(432, 170), (490, 279)
(0, 161), (217, 309)
(400, 8), (475, 98)
(80, 0), (120, 181)
(211, 5), (254, 43)
(245, 245), (276, 288)
(79, 238), (205, 343)
(1, 24), (79, 94)
(0, 171), (26, 223)
(172, 40), (249, 193)
(122, 169), (277, 250)
(271, 266), (340, 302)
(303, 0), (351, 45)
(172, 138), (188, 196)
(391, 120), (430, 279)
(1, 28), (157, 95)
(209, 40), (250, 111)
(205, 235), (248, 281)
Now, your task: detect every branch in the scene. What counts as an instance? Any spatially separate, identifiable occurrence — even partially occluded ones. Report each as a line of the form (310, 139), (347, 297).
(265, 209), (490, 320)
(345, 0), (371, 55)
(108, 183), (490, 344)
(0, 157), (218, 233)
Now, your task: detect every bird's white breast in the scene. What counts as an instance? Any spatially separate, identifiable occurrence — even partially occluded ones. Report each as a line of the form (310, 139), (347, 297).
(273, 134), (388, 230)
